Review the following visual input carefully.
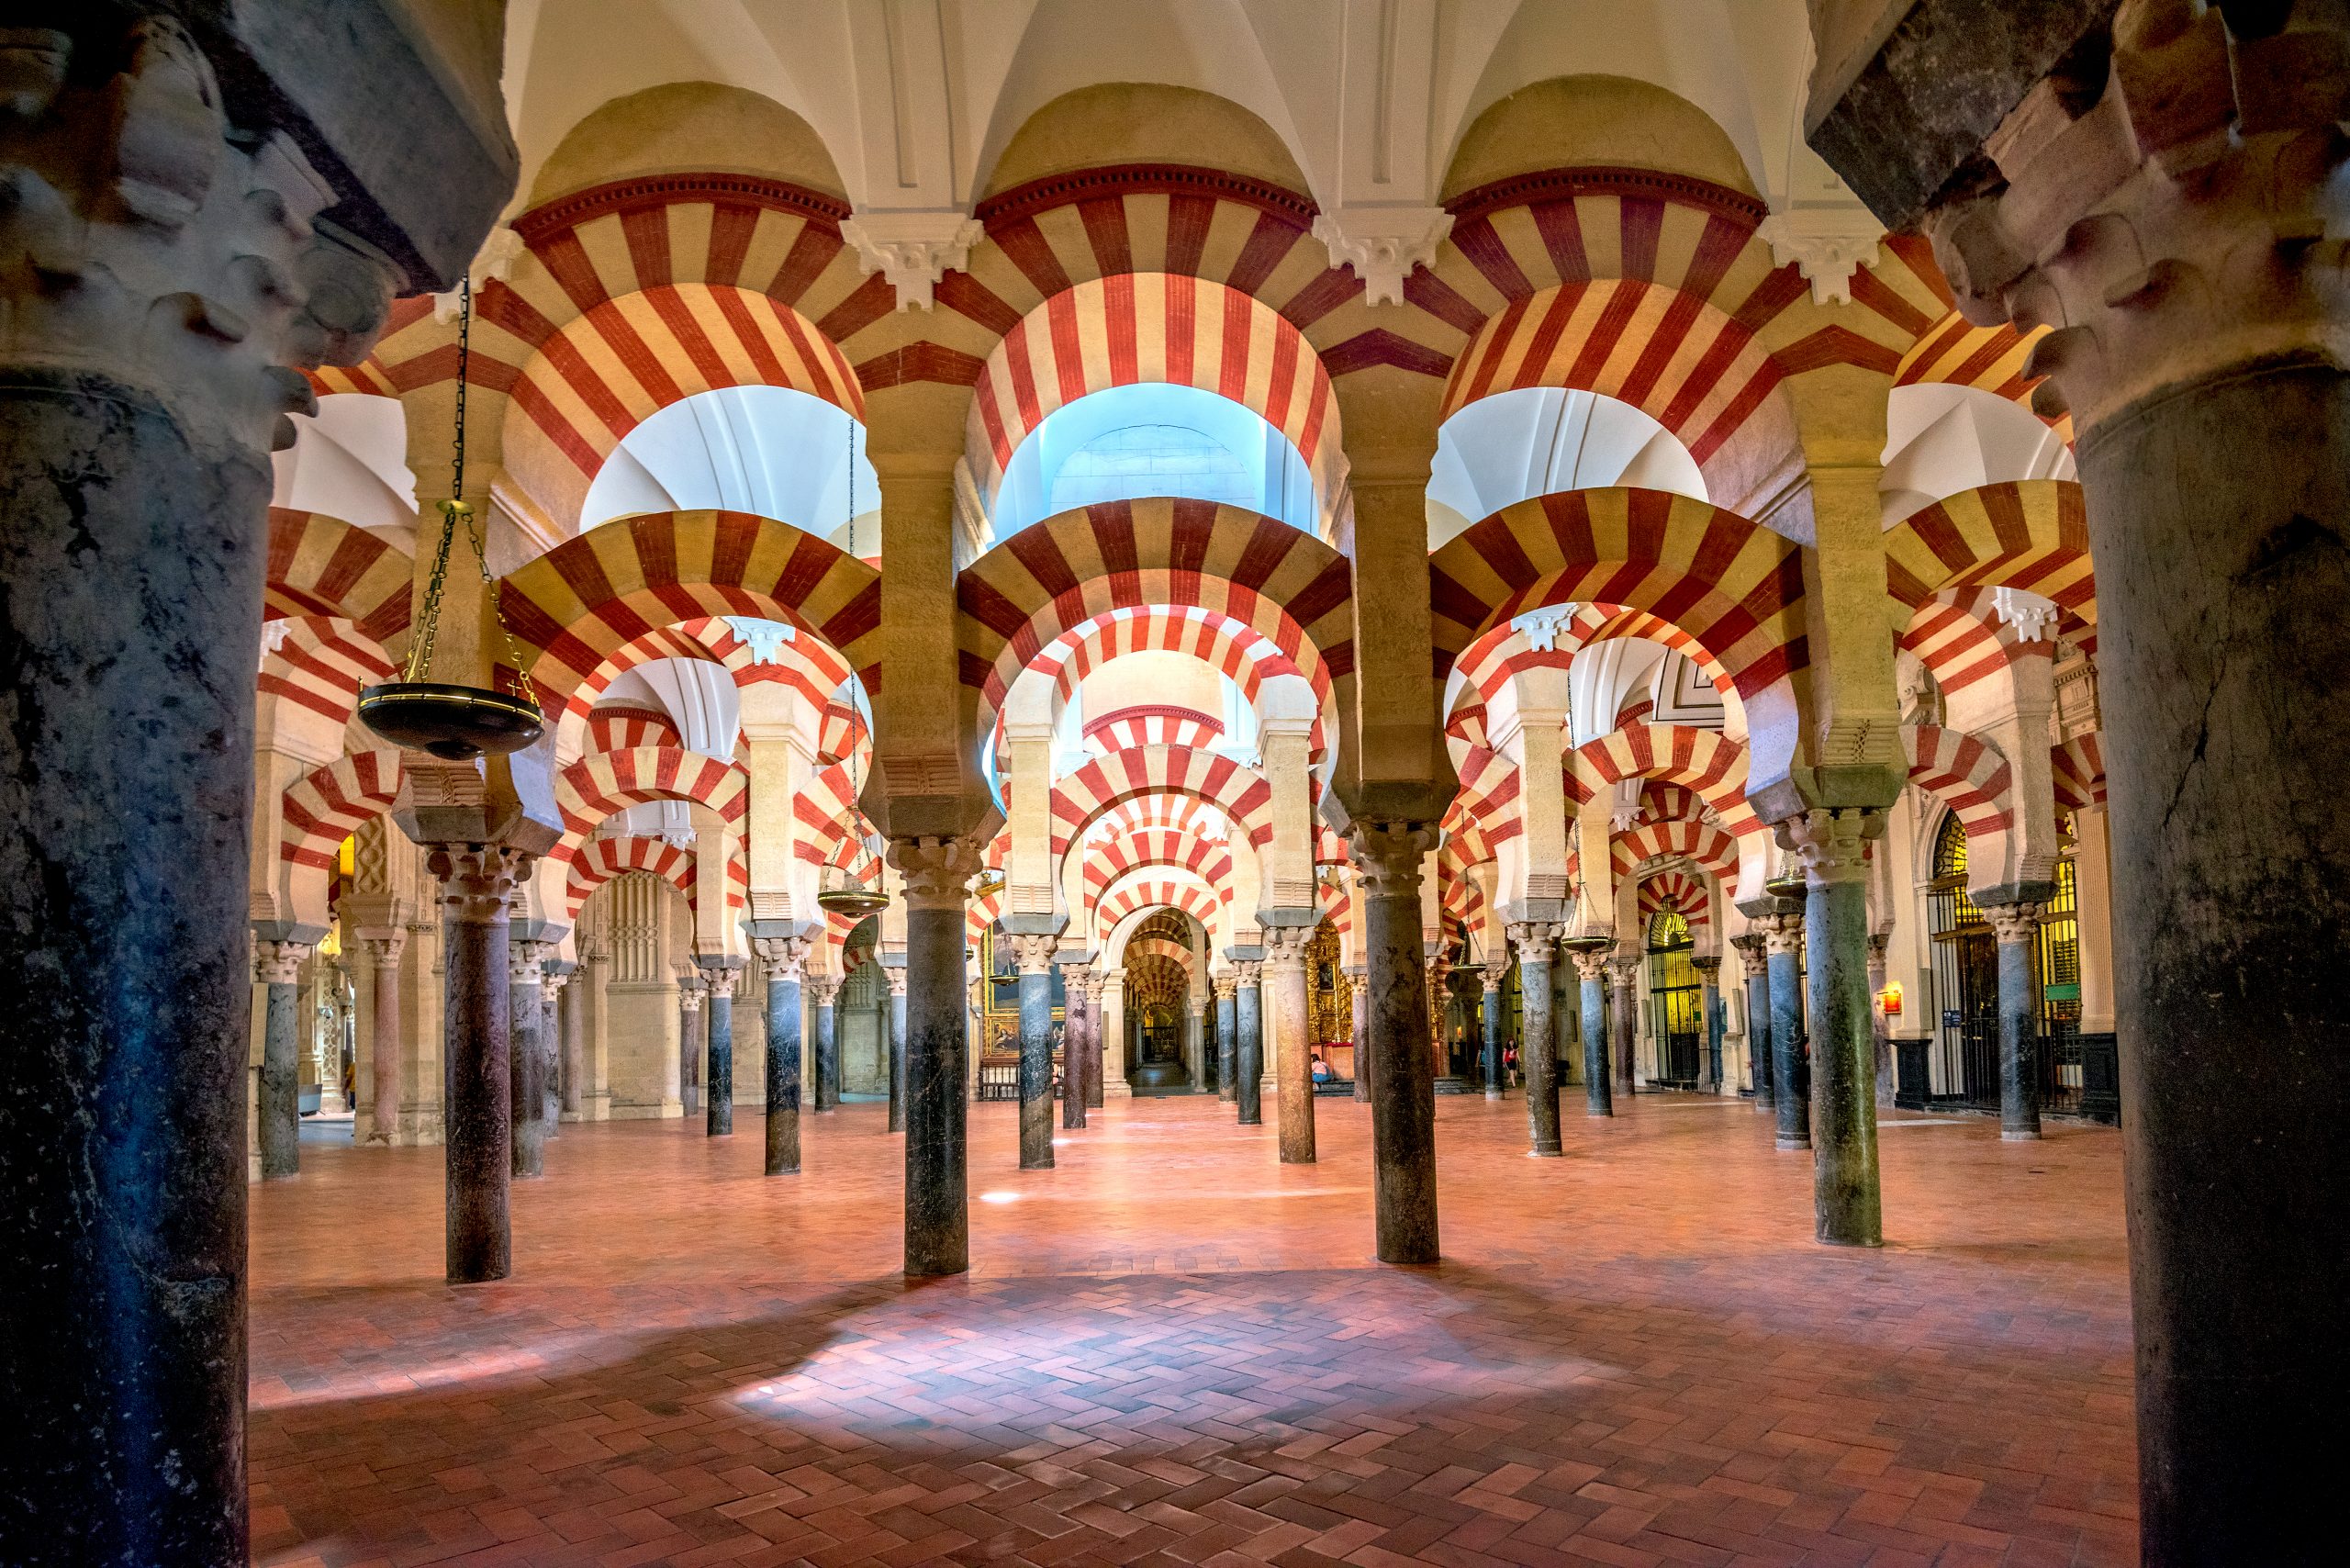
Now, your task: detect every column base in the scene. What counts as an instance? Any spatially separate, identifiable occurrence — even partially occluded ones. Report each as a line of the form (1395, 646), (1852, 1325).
(1104, 1082), (1133, 1099)
(2001, 1129), (2042, 1142)
(1529, 1145), (1562, 1158)
(1776, 1135), (1812, 1151)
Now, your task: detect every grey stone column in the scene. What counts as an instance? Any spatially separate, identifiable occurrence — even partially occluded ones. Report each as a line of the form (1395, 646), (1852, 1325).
(1480, 957), (1508, 1101)
(1864, 934), (1892, 1109)
(507, 943), (548, 1179)
(752, 937), (808, 1174)
(1608, 956), (1640, 1097)
(1763, 913), (1809, 1149)
(885, 964), (908, 1132)
(539, 961), (568, 1139)
(893, 838), (978, 1276)
(698, 959), (740, 1136)
(1347, 963), (1371, 1102)
(677, 973), (705, 1115)
(1265, 927), (1315, 1163)
(1214, 975), (1239, 1103)
(1512, 925), (1562, 1152)
(1007, 935), (1057, 1170)
(1234, 963), (1264, 1125)
(1063, 961), (1095, 1128)
(1733, 935), (1772, 1108)
(557, 958), (586, 1120)
(1572, 946), (1613, 1118)
(1183, 1000), (1207, 1091)
(255, 941), (310, 1179)
(429, 848), (532, 1285)
(808, 970), (843, 1120)
(1084, 972), (1107, 1108)
(1984, 903), (2046, 1141)
(1693, 956), (1723, 1093)
(1348, 823), (1440, 1263)
(1788, 810), (1886, 1247)
(361, 933), (408, 1142)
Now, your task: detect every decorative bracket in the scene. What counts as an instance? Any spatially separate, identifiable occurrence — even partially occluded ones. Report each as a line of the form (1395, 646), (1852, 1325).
(838, 211), (985, 311)
(1310, 207), (1453, 307)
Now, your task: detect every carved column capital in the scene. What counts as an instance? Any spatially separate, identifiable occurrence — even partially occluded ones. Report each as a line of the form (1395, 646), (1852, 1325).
(355, 932), (407, 970)
(1691, 955), (1722, 981)
(1213, 973), (1238, 1002)
(425, 845), (531, 925)
(1780, 807), (1886, 888)
(1984, 901), (2046, 946)
(887, 836), (983, 912)
(695, 958), (744, 1000)
(885, 966), (908, 998)
(1345, 820), (1439, 899)
(676, 973), (707, 1014)
(1261, 925), (1313, 974)
(508, 939), (550, 989)
(1230, 959), (1264, 989)
(1005, 933), (1059, 975)
(1570, 946), (1612, 981)
(750, 935), (811, 980)
(252, 940), (309, 987)
(1921, 3), (2350, 435)
(1729, 933), (1770, 979)
(804, 971), (843, 1006)
(1866, 933), (1892, 967)
(1762, 913), (1807, 958)
(1482, 955), (1511, 991)
(1508, 921), (1563, 964)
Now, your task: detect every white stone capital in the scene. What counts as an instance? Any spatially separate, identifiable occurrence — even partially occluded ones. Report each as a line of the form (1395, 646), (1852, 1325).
(1757, 207), (1886, 307)
(1310, 206), (1453, 307)
(838, 211), (984, 311)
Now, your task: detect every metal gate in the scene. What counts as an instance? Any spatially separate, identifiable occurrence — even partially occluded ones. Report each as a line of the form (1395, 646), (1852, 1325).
(1929, 813), (2001, 1111)
(1646, 910), (1704, 1089)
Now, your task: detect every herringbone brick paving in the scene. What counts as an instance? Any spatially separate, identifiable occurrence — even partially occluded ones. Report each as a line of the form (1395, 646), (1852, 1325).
(249, 1095), (2136, 1566)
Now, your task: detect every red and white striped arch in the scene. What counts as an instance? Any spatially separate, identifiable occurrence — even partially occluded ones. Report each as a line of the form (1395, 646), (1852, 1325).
(280, 749), (403, 882)
(1568, 724), (1751, 819)
(565, 835), (698, 921)
(1083, 704), (1223, 752)
(1639, 869), (1711, 929)
(1427, 491), (1804, 766)
(1903, 724), (2014, 840)
(554, 746), (748, 845)
(1896, 309), (2072, 444)
(1081, 825), (1237, 907)
(259, 617), (397, 731)
(2052, 734), (2108, 812)
(958, 497), (1353, 739)
(1451, 601), (1734, 710)
(964, 274), (1343, 530)
(266, 509), (413, 645)
(1033, 604), (1325, 711)
(500, 510), (883, 706)
(1049, 746), (1274, 857)
(1897, 588), (2062, 700)
(586, 705), (684, 754)
(1614, 818), (1740, 887)
(1439, 279), (1792, 477)
(502, 283), (862, 529)
(1098, 879), (1225, 951)
(1448, 745), (1524, 850)
(1883, 481), (2094, 622)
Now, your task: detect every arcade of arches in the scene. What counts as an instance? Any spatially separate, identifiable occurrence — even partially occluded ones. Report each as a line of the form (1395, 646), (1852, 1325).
(2, 4), (2342, 1564)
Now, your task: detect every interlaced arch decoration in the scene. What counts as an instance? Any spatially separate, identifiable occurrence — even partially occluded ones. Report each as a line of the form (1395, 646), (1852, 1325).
(957, 497), (1354, 740)
(964, 274), (1344, 532)
(500, 510), (882, 706)
(1882, 480), (2093, 620)
(566, 836), (698, 921)
(265, 509), (414, 644)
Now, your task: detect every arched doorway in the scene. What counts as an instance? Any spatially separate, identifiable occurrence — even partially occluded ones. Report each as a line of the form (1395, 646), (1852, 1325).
(1645, 909), (1703, 1088)
(2035, 843), (2086, 1114)
(1928, 812), (2000, 1111)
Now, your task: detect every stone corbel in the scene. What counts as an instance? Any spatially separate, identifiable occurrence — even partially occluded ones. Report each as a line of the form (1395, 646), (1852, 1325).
(1756, 206), (1886, 306)
(838, 210), (984, 311)
(1311, 207), (1453, 307)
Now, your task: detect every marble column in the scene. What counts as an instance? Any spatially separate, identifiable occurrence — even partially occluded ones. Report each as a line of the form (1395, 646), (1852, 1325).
(1608, 955), (1640, 1097)
(1006, 935), (1057, 1170)
(361, 934), (408, 1143)
(1572, 947), (1613, 1118)
(431, 847), (530, 1285)
(1763, 913), (1809, 1149)
(1264, 928), (1315, 1163)
(1214, 975), (1239, 1103)
(752, 937), (808, 1174)
(677, 974), (705, 1116)
(559, 958), (587, 1121)
(254, 941), (309, 1180)
(1864, 933), (1892, 1109)
(1060, 960), (1092, 1129)
(540, 962), (569, 1139)
(1083, 972), (1105, 1108)
(1693, 956), (1723, 1093)
(1985, 902), (2045, 1142)
(1348, 823), (1440, 1263)
(1733, 935), (1772, 1108)
(699, 959), (740, 1136)
(507, 943), (548, 1179)
(1480, 957), (1508, 1101)
(886, 965), (909, 1132)
(1233, 963), (1264, 1126)
(1100, 972), (1129, 1099)
(1347, 963), (1371, 1102)
(809, 970), (843, 1119)
(1512, 925), (1562, 1153)
(1183, 1000), (1207, 1092)
(893, 838), (978, 1277)
(1788, 810), (1886, 1246)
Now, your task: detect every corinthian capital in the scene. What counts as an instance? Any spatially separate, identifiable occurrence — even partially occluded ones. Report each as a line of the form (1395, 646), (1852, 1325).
(750, 935), (811, 980)
(1922, 1), (2350, 434)
(1346, 821), (1438, 900)
(887, 836), (983, 912)
(425, 846), (531, 924)
(1005, 933), (1059, 976)
(1779, 807), (1886, 889)
(252, 939), (308, 987)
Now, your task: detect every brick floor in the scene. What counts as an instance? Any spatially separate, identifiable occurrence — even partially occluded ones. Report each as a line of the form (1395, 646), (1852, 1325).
(249, 1094), (2138, 1567)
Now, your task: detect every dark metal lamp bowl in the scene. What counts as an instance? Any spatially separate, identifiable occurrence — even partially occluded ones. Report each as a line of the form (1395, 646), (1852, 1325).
(815, 887), (890, 918)
(358, 682), (544, 761)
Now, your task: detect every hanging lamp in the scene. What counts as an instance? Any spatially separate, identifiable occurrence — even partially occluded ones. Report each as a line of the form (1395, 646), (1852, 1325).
(816, 411), (889, 919)
(358, 278), (545, 760)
